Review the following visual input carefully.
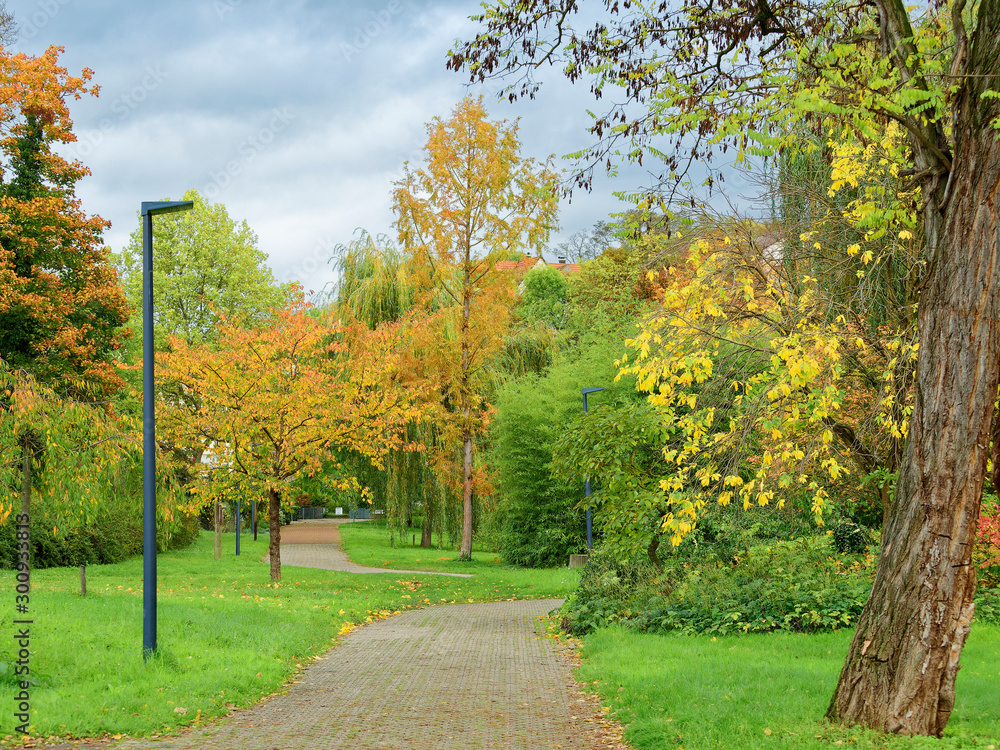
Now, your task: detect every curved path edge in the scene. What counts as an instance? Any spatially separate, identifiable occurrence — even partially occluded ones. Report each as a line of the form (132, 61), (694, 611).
(266, 519), (473, 578)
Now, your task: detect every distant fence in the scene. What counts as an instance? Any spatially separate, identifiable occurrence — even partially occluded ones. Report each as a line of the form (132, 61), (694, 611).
(297, 507), (327, 520)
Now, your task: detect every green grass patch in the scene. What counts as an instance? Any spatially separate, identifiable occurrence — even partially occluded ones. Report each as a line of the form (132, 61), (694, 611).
(0, 525), (577, 740)
(338, 519), (580, 593)
(576, 624), (1000, 749)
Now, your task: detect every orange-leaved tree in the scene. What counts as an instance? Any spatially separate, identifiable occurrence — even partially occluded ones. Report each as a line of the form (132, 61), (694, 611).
(158, 294), (425, 580)
(0, 45), (130, 589)
(392, 95), (558, 560)
(0, 45), (128, 395)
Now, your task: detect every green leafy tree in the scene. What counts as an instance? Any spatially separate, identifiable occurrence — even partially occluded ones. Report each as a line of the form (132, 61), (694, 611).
(519, 265), (567, 327)
(116, 188), (287, 351)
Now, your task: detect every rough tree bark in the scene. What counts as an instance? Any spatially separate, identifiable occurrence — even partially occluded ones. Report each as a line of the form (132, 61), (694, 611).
(827, 0), (1000, 733)
(268, 487), (282, 582)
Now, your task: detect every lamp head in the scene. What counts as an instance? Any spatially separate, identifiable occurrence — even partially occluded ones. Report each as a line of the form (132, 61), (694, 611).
(142, 200), (195, 217)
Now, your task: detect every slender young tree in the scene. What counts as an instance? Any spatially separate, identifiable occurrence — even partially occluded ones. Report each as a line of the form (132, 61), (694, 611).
(393, 95), (558, 560)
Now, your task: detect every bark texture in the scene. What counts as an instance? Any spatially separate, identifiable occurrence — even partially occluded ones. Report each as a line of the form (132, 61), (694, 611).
(269, 487), (282, 582)
(827, 7), (1000, 730)
(459, 427), (474, 560)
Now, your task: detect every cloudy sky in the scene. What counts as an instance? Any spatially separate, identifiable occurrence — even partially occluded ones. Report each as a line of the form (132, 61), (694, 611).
(11, 0), (757, 296)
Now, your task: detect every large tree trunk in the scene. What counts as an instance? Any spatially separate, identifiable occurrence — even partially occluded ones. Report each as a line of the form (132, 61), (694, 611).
(827, 15), (1000, 731)
(268, 488), (282, 582)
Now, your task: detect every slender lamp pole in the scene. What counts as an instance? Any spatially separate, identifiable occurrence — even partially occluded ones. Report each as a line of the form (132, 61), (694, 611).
(142, 200), (194, 661)
(582, 388), (605, 550)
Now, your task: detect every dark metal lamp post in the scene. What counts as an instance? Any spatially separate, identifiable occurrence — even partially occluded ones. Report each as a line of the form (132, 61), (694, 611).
(142, 200), (194, 661)
(582, 387), (605, 550)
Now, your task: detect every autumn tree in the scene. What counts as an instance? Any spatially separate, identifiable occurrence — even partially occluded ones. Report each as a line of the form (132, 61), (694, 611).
(158, 294), (423, 580)
(0, 45), (131, 601)
(330, 232), (454, 548)
(0, 46), (128, 395)
(393, 95), (558, 560)
(452, 0), (1000, 735)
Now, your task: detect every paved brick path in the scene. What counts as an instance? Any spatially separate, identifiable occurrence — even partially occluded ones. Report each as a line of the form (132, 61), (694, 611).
(111, 600), (621, 750)
(269, 519), (473, 578)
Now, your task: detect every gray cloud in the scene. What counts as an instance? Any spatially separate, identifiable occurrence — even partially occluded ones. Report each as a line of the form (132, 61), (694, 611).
(12, 0), (760, 295)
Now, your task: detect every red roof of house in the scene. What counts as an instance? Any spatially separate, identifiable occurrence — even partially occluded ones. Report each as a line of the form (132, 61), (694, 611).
(549, 262), (581, 274)
(494, 257), (581, 274)
(494, 257), (542, 273)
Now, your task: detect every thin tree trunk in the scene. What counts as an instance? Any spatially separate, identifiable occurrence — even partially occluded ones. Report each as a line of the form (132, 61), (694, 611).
(827, 25), (1000, 730)
(646, 536), (662, 571)
(460, 426), (473, 560)
(19, 433), (32, 594)
(269, 488), (282, 582)
(459, 268), (474, 561)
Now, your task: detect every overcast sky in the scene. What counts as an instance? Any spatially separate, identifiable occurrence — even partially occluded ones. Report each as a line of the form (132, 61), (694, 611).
(11, 0), (757, 296)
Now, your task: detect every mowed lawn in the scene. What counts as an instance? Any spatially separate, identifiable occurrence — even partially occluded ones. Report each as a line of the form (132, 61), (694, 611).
(0, 524), (577, 740)
(576, 624), (1000, 750)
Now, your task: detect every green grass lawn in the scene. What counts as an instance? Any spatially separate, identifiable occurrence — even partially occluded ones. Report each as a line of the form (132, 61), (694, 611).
(576, 624), (1000, 750)
(0, 524), (577, 740)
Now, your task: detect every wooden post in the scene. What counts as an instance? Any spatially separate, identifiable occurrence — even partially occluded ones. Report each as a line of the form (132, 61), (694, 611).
(80, 565), (86, 596)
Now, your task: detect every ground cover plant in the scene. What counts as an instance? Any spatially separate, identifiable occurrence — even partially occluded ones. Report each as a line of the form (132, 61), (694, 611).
(0, 525), (577, 740)
(575, 624), (1000, 750)
(561, 534), (1000, 638)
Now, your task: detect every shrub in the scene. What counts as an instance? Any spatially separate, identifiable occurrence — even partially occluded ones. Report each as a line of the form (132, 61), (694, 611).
(975, 497), (1000, 588)
(975, 586), (1000, 624)
(0, 458), (196, 570)
(832, 521), (873, 554)
(561, 535), (879, 636)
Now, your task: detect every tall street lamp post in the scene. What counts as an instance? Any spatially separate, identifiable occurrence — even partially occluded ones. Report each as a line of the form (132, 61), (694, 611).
(582, 387), (605, 550)
(142, 200), (194, 661)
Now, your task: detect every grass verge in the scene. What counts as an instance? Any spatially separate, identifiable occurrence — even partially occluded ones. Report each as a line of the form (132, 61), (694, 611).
(576, 624), (1000, 750)
(0, 525), (577, 741)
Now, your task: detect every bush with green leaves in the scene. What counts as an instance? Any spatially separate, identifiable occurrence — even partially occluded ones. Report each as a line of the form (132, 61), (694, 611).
(0, 457), (196, 570)
(561, 535), (881, 636)
(519, 265), (568, 326)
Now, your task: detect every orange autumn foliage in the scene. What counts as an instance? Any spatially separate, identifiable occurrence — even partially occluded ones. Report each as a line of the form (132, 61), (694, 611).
(157, 293), (428, 579)
(0, 45), (128, 398)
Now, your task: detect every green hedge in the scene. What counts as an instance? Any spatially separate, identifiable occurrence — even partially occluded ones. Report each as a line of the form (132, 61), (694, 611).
(0, 459), (197, 570)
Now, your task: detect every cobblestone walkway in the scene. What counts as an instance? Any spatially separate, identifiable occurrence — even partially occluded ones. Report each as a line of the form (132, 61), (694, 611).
(111, 600), (620, 750)
(269, 519), (472, 578)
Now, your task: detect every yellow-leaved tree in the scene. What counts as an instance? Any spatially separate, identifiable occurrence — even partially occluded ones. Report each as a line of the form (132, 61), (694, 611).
(392, 95), (558, 560)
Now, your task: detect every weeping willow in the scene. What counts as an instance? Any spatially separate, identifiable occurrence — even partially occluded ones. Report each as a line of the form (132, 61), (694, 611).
(331, 230), (413, 327)
(330, 229), (560, 550)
